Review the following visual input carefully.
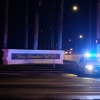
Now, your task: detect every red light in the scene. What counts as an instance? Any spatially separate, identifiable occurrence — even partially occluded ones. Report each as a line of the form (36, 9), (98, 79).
(96, 39), (100, 44)
(97, 54), (100, 57)
(96, 40), (98, 43)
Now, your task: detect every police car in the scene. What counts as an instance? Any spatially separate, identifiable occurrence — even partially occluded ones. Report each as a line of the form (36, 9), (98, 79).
(77, 53), (100, 76)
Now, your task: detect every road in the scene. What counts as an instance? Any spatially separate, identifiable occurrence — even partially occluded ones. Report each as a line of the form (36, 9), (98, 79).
(0, 72), (100, 99)
(63, 54), (82, 61)
(0, 63), (77, 74)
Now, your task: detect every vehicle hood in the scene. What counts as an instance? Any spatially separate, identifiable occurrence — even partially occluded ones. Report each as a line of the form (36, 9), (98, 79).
(85, 62), (100, 66)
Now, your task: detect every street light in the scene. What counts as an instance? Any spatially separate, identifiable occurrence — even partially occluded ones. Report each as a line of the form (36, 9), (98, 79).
(75, 35), (88, 53)
(75, 35), (83, 53)
(72, 5), (78, 11)
(69, 39), (71, 41)
(70, 48), (73, 51)
(79, 35), (83, 38)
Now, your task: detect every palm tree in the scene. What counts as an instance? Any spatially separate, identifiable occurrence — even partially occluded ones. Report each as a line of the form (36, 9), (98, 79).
(34, 0), (42, 50)
(3, 0), (9, 49)
(58, 0), (64, 50)
(25, 0), (28, 49)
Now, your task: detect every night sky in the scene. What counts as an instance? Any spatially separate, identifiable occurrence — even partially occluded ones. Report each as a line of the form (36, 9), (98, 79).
(0, 0), (97, 53)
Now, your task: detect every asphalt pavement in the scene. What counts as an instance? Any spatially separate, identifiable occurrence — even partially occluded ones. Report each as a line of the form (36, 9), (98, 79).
(0, 56), (100, 99)
(0, 63), (77, 74)
(0, 72), (100, 99)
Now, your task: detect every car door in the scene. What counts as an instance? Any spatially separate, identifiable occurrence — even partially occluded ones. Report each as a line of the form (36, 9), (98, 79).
(78, 57), (85, 71)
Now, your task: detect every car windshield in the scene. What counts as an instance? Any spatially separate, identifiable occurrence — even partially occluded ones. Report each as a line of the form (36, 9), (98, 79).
(85, 57), (100, 62)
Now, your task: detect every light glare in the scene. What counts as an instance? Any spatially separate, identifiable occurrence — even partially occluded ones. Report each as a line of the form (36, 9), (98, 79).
(73, 6), (78, 11)
(86, 65), (93, 70)
(79, 35), (83, 38)
(85, 53), (90, 57)
(69, 52), (71, 54)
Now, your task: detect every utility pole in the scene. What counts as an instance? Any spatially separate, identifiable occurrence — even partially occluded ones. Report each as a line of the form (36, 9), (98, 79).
(3, 0), (9, 49)
(25, 0), (28, 49)
(58, 0), (64, 50)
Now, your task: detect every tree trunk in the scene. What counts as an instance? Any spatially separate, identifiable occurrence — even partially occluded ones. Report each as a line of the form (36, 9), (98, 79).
(25, 0), (28, 49)
(3, 0), (9, 49)
(57, 0), (64, 50)
(34, 0), (41, 50)
(51, 0), (55, 50)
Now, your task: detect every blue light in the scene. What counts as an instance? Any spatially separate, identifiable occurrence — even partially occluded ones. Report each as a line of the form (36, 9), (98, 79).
(93, 54), (96, 56)
(90, 54), (93, 56)
(84, 53), (98, 57)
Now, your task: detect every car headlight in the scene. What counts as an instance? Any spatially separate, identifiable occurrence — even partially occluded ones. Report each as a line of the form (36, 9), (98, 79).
(69, 52), (71, 54)
(85, 65), (93, 70)
(65, 52), (68, 54)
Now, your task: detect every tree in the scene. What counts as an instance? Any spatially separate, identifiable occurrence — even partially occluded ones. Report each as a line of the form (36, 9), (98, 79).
(3, 0), (9, 49)
(25, 0), (28, 49)
(34, 0), (42, 50)
(58, 0), (64, 50)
